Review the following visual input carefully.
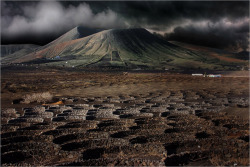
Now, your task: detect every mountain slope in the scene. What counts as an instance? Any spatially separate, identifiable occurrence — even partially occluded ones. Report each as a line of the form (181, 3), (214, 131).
(11, 28), (213, 68)
(6, 28), (248, 70)
(42, 26), (103, 48)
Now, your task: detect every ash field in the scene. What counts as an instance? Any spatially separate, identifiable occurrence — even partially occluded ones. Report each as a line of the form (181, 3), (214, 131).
(1, 66), (249, 166)
(1, 27), (250, 166)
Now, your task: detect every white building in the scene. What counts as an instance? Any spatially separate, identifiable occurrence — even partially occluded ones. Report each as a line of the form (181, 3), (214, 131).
(192, 74), (203, 76)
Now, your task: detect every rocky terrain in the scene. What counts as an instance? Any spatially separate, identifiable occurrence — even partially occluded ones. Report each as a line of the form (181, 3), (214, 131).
(1, 67), (249, 166)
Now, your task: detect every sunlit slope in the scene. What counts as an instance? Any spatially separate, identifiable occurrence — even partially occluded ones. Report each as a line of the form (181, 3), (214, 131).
(41, 26), (103, 49)
(10, 28), (246, 70)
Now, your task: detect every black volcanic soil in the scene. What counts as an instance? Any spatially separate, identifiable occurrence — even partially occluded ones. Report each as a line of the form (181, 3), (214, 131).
(1, 66), (249, 166)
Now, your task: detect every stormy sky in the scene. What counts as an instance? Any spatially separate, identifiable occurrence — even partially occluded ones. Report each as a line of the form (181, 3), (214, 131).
(1, 1), (249, 51)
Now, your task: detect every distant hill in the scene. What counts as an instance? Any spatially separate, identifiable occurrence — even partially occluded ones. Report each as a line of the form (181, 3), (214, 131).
(1, 28), (248, 70)
(236, 51), (249, 61)
(1, 44), (40, 57)
(169, 41), (249, 62)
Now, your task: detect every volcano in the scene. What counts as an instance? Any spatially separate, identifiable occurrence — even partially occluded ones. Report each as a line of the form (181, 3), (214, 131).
(2, 27), (248, 70)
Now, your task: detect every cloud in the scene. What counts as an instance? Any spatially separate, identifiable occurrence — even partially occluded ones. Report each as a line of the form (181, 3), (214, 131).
(118, 1), (249, 51)
(1, 1), (125, 39)
(164, 17), (250, 51)
(1, 1), (249, 51)
(105, 1), (249, 31)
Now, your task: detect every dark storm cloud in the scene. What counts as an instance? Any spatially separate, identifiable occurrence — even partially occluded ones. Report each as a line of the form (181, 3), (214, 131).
(103, 1), (249, 29)
(1, 1), (249, 51)
(164, 18), (249, 51)
(90, 1), (249, 51)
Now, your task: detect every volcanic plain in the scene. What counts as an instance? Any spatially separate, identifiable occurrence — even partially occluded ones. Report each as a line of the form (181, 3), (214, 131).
(1, 66), (249, 166)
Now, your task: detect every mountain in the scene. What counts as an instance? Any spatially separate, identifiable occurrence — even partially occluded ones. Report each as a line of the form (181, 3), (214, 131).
(2, 28), (248, 70)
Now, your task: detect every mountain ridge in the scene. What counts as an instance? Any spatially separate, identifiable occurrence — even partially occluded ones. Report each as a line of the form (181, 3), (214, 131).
(11, 28), (195, 67)
(2, 27), (248, 70)
(43, 26), (104, 48)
